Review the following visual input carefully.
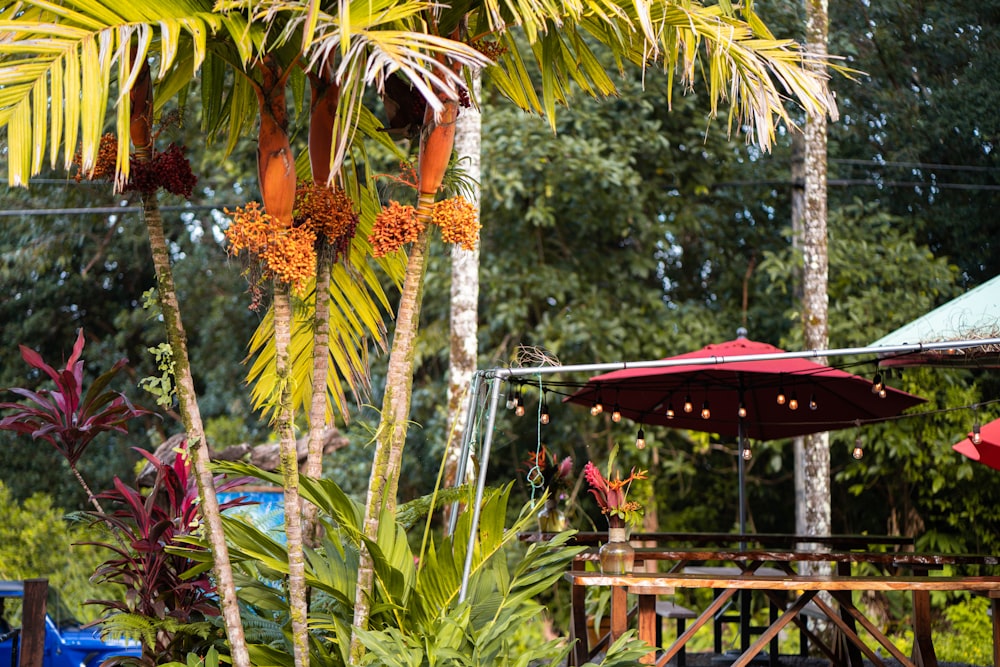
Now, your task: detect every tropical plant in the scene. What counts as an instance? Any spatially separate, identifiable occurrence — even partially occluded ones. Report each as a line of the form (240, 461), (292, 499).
(178, 460), (649, 667)
(85, 444), (250, 666)
(584, 447), (648, 528)
(0, 329), (150, 513)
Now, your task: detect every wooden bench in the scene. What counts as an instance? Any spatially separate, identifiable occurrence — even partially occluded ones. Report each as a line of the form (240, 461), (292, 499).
(654, 600), (697, 666)
(566, 571), (1000, 667)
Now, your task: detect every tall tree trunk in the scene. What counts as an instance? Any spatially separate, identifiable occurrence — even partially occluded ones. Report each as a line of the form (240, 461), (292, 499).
(143, 201), (250, 667)
(129, 49), (249, 667)
(273, 284), (310, 667)
(350, 89), (459, 665)
(444, 73), (481, 519)
(254, 56), (310, 667)
(303, 71), (339, 544)
(800, 0), (831, 545)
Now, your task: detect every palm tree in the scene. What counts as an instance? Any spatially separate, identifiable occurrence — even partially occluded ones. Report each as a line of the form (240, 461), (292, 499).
(1, 0), (841, 664)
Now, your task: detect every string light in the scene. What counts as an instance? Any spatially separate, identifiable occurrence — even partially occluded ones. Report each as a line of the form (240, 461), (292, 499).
(776, 384), (786, 406)
(972, 404), (982, 445)
(701, 400), (711, 419)
(506, 384), (516, 410)
(742, 444), (753, 460)
(788, 392), (799, 411)
(636, 428), (646, 450)
(540, 393), (550, 425)
(852, 420), (863, 459)
(612, 404), (622, 423)
(683, 394), (694, 413)
(590, 398), (604, 416)
(809, 394), (818, 411)
(515, 390), (525, 417)
(852, 435), (864, 460)
(738, 402), (747, 419)
(871, 371), (884, 395)
(666, 400), (676, 419)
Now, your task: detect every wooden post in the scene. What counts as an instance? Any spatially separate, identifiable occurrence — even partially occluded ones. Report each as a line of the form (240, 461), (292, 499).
(20, 579), (47, 667)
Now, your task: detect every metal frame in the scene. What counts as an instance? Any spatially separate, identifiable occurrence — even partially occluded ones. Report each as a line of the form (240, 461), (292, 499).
(453, 336), (1000, 601)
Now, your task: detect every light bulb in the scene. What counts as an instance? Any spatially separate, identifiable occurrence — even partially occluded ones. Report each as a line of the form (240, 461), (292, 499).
(738, 403), (747, 419)
(871, 372), (884, 394)
(666, 404), (675, 419)
(506, 390), (516, 410)
(683, 395), (693, 413)
(636, 428), (646, 450)
(878, 388), (887, 399)
(590, 400), (603, 416)
(701, 401), (711, 419)
(540, 406), (550, 425)
(776, 390), (786, 406)
(853, 435), (863, 459)
(612, 405), (622, 423)
(789, 393), (799, 411)
(515, 403), (525, 417)
(973, 422), (982, 445)
(809, 395), (818, 411)
(742, 446), (752, 460)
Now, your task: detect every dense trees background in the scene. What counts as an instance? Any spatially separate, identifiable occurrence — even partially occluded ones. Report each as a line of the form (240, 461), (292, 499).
(2, 0), (999, 553)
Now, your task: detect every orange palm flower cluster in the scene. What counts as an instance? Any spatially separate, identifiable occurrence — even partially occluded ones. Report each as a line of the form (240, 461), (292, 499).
(294, 183), (359, 245)
(73, 133), (118, 182)
(224, 202), (317, 297)
(369, 200), (423, 257)
(432, 195), (480, 251)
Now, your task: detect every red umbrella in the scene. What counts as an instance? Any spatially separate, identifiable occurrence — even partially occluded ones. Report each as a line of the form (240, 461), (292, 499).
(565, 332), (926, 531)
(952, 418), (1000, 471)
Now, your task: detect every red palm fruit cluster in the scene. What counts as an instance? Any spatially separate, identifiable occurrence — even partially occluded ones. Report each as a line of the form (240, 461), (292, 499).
(369, 200), (423, 257)
(225, 202), (317, 298)
(432, 195), (480, 251)
(294, 183), (359, 247)
(470, 37), (507, 61)
(129, 144), (197, 198)
(73, 133), (118, 182)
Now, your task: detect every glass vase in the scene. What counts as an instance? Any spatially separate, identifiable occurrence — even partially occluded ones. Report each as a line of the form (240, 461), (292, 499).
(599, 526), (635, 574)
(537, 498), (568, 533)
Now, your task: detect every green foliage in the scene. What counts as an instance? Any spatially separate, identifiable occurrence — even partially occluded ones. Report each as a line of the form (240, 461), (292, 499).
(933, 596), (994, 665)
(181, 463), (647, 666)
(0, 482), (110, 623)
(138, 343), (177, 409)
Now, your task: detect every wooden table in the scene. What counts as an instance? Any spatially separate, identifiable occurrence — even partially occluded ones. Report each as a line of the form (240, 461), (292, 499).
(565, 571), (1000, 667)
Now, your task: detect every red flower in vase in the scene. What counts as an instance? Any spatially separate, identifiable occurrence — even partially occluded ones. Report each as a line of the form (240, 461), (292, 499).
(584, 459), (647, 527)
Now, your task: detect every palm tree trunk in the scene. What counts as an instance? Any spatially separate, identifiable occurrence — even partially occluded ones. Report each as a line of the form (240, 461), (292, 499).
(303, 72), (338, 544)
(143, 198), (250, 667)
(128, 48), (249, 667)
(273, 283), (310, 667)
(350, 64), (460, 665)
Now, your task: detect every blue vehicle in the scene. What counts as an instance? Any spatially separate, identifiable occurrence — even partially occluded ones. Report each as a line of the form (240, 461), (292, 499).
(0, 581), (141, 667)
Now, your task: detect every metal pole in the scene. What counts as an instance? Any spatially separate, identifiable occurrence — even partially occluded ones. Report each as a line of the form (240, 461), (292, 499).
(488, 337), (1000, 379)
(458, 376), (502, 602)
(447, 371), (484, 537)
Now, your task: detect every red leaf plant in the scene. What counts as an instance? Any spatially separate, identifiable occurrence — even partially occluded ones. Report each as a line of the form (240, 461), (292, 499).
(0, 329), (151, 512)
(84, 444), (250, 665)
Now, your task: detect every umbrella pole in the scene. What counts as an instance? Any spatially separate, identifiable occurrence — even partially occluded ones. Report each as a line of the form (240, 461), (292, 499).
(738, 419), (747, 539)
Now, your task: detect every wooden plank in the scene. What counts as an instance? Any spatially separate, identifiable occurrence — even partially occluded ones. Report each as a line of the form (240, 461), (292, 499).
(912, 589), (938, 667)
(19, 579), (46, 667)
(730, 591), (817, 667)
(655, 589), (738, 667)
(570, 577), (589, 666)
(809, 593), (890, 667)
(828, 590), (916, 667)
(565, 572), (1000, 592)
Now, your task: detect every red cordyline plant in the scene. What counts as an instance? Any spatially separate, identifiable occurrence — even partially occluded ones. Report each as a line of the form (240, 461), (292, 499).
(0, 329), (150, 513)
(86, 445), (250, 666)
(584, 448), (648, 528)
